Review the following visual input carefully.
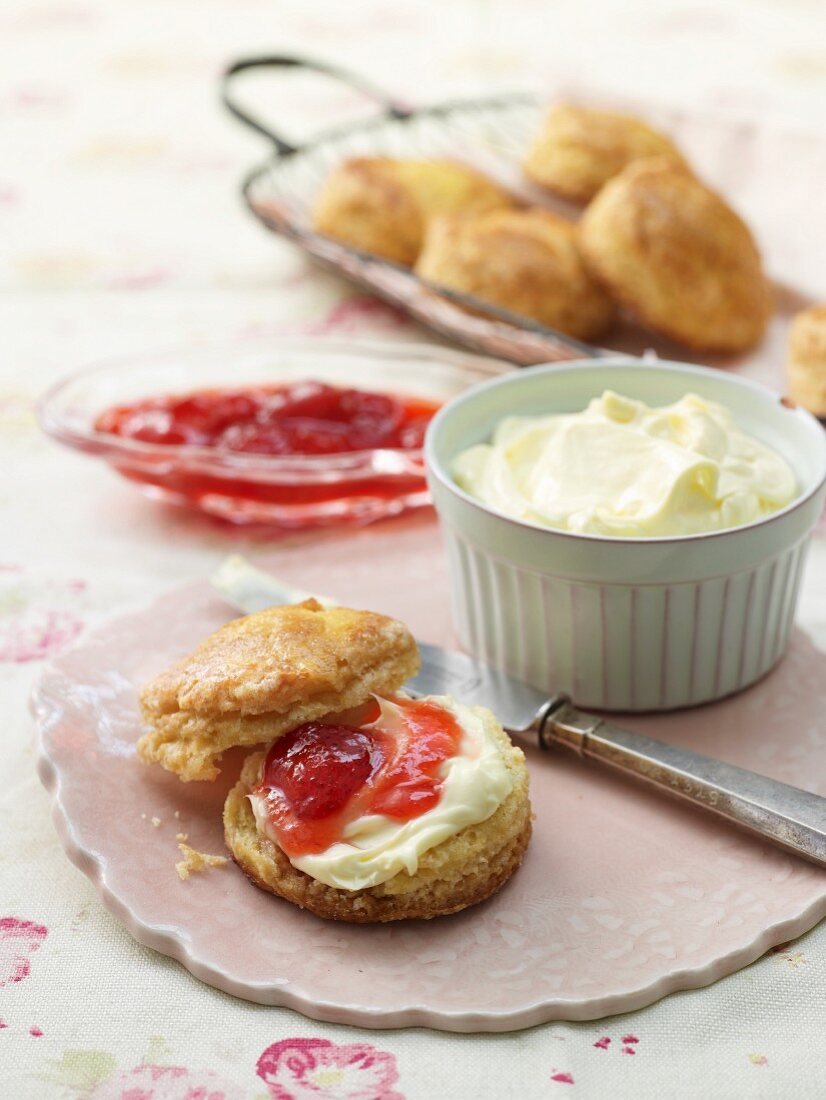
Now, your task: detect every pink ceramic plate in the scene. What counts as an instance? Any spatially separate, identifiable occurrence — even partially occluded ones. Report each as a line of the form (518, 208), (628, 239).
(34, 516), (826, 1031)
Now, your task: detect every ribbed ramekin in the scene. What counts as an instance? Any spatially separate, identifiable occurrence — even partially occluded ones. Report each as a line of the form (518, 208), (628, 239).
(425, 358), (826, 711)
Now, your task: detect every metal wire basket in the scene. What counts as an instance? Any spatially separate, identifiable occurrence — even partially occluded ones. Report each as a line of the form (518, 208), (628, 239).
(223, 55), (603, 366)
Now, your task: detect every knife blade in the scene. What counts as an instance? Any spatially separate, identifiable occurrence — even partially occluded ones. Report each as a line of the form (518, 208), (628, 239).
(411, 641), (556, 734)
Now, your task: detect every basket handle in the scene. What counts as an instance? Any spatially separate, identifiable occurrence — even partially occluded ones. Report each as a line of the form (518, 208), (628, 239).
(222, 55), (412, 156)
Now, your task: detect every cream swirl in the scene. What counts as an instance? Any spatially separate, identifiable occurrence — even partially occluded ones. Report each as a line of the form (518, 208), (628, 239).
(453, 390), (797, 537)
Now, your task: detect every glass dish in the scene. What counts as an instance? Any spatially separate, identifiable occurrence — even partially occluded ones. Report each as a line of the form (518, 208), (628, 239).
(38, 337), (510, 529)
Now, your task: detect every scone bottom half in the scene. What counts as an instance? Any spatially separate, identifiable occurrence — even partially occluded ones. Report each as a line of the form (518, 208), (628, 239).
(137, 600), (420, 782)
(224, 710), (531, 923)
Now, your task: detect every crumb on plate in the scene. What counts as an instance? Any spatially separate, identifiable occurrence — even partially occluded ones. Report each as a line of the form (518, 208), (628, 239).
(176, 842), (228, 881)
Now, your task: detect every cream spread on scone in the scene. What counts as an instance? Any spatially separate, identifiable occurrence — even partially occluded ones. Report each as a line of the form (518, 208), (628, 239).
(248, 694), (513, 891)
(453, 390), (796, 537)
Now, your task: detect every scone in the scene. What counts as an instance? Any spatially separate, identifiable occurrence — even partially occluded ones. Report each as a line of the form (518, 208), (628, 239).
(788, 304), (826, 417)
(523, 104), (685, 204)
(311, 157), (513, 266)
(138, 599), (418, 781)
(139, 601), (532, 922)
(224, 702), (530, 922)
(415, 207), (615, 341)
(579, 157), (772, 354)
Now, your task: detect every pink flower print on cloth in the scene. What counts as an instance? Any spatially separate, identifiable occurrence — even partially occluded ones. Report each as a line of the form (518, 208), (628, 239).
(86, 1063), (243, 1100)
(0, 569), (85, 662)
(0, 917), (47, 986)
(257, 1038), (404, 1100)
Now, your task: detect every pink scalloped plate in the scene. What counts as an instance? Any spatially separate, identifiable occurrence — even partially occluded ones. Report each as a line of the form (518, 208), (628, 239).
(34, 515), (826, 1031)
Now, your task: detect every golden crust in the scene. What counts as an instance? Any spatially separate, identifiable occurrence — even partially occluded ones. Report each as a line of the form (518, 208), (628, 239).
(579, 157), (772, 354)
(788, 304), (826, 416)
(138, 600), (419, 782)
(311, 157), (513, 266)
(414, 207), (615, 341)
(523, 103), (685, 204)
(224, 713), (532, 922)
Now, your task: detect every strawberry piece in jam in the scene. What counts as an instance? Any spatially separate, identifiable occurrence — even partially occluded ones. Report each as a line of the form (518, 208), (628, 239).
(265, 381), (344, 422)
(217, 419), (358, 456)
(261, 723), (380, 820)
(254, 698), (464, 858)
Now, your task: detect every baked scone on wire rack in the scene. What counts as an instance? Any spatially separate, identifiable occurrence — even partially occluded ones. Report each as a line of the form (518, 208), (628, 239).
(415, 207), (615, 342)
(579, 156), (772, 355)
(312, 157), (514, 266)
(522, 103), (686, 204)
(138, 600), (531, 922)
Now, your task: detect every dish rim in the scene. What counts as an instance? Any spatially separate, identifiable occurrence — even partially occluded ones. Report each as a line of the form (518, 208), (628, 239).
(37, 335), (513, 476)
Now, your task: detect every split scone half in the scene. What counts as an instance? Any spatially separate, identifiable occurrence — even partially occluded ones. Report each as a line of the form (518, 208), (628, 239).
(139, 600), (531, 922)
(138, 599), (419, 782)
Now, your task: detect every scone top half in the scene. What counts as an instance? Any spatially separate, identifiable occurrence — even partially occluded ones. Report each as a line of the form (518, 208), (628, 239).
(138, 600), (419, 782)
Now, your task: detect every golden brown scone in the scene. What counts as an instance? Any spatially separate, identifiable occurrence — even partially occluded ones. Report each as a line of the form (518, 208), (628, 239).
(523, 104), (685, 204)
(311, 157), (513, 266)
(224, 713), (531, 922)
(415, 207), (615, 341)
(788, 304), (826, 416)
(579, 157), (772, 354)
(138, 600), (419, 782)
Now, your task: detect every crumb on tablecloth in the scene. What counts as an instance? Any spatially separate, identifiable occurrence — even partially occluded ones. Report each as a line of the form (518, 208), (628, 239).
(176, 841), (228, 881)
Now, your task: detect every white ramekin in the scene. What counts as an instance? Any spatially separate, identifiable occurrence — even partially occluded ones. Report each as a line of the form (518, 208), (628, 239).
(425, 358), (826, 711)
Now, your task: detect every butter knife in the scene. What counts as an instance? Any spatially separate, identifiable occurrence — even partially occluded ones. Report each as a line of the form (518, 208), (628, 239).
(212, 556), (826, 870)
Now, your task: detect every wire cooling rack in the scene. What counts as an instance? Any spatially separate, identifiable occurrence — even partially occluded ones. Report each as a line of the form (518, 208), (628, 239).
(223, 55), (602, 366)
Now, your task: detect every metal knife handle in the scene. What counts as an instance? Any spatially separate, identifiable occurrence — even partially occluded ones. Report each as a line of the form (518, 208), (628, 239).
(540, 701), (826, 869)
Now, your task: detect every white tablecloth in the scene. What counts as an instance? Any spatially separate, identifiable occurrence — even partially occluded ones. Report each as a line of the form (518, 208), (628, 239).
(4, 2), (826, 1097)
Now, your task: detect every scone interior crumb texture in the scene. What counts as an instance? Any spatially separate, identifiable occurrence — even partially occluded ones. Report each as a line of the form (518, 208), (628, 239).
(224, 712), (531, 923)
(137, 600), (419, 781)
(788, 304), (826, 416)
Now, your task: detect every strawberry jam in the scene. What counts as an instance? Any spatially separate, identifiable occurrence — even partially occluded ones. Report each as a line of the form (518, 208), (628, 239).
(95, 381), (439, 455)
(253, 697), (464, 858)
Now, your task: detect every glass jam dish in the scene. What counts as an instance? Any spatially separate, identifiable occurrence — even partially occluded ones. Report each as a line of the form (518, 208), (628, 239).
(38, 338), (510, 529)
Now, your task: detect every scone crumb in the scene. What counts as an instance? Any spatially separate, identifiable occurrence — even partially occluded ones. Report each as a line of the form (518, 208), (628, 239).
(176, 842), (228, 881)
(151, 816), (162, 827)
(140, 813), (146, 820)
(176, 831), (188, 842)
(173, 810), (181, 820)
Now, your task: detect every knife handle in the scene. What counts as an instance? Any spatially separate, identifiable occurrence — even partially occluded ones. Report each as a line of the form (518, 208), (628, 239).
(539, 701), (826, 869)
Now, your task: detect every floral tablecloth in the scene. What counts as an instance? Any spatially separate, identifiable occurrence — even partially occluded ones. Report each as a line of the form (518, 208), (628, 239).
(4, 1), (826, 1097)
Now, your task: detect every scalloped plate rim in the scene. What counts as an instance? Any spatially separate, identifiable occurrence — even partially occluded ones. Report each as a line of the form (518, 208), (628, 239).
(31, 587), (826, 1032)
